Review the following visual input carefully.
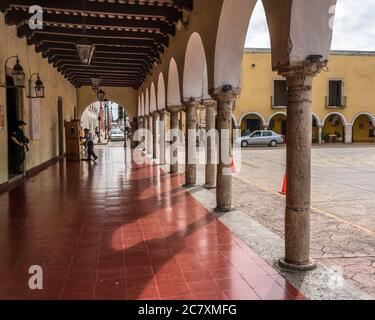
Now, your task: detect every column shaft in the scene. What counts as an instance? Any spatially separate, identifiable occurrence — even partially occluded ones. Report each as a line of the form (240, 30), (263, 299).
(158, 111), (167, 165)
(152, 113), (159, 159)
(167, 106), (183, 174)
(212, 91), (235, 212)
(204, 101), (217, 189)
(279, 66), (319, 271)
(184, 101), (198, 187)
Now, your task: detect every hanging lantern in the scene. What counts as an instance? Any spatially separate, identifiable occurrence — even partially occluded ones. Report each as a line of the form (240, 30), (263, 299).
(76, 37), (95, 65)
(91, 74), (101, 91)
(27, 73), (45, 98)
(12, 58), (26, 88)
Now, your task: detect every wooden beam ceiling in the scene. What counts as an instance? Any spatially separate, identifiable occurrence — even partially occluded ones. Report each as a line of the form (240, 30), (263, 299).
(2, 0), (193, 88)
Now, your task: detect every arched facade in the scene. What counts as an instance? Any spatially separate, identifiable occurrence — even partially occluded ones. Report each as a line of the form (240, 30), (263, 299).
(183, 32), (208, 100)
(157, 73), (166, 111)
(322, 112), (347, 143)
(352, 112), (375, 143)
(150, 83), (157, 113)
(167, 58), (181, 106)
(239, 112), (266, 134)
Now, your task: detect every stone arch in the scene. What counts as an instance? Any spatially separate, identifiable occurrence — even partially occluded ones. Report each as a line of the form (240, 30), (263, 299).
(150, 83), (157, 113)
(312, 113), (322, 127)
(214, 0), (259, 89)
(167, 58), (181, 106)
(351, 112), (375, 143)
(351, 112), (375, 126)
(137, 96), (141, 117)
(157, 72), (166, 111)
(214, 0), (337, 90)
(183, 32), (208, 100)
(141, 92), (145, 116)
(239, 112), (266, 128)
(145, 88), (150, 115)
(322, 112), (346, 143)
(267, 111), (287, 126)
(322, 112), (348, 126)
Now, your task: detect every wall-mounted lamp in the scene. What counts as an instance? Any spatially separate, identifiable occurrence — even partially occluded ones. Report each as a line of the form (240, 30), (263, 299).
(27, 73), (45, 98)
(96, 88), (106, 101)
(0, 56), (26, 88)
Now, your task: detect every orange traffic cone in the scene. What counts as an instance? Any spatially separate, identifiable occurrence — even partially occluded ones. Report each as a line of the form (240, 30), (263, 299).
(231, 157), (237, 174)
(279, 173), (287, 195)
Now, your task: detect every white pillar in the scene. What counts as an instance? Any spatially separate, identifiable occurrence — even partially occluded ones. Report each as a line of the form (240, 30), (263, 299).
(345, 125), (353, 144)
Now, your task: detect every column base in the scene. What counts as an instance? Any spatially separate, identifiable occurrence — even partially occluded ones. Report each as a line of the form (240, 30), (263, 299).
(204, 184), (216, 190)
(278, 258), (317, 272)
(183, 183), (196, 188)
(215, 205), (234, 213)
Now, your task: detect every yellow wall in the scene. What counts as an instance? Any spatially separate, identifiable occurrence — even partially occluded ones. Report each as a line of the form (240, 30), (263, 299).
(235, 49), (375, 137)
(0, 15), (77, 184)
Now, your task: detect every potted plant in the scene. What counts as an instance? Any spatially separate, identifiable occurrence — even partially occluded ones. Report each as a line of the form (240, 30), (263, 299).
(321, 131), (328, 143)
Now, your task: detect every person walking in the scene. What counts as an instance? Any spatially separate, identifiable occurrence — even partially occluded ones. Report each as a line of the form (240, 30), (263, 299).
(9, 120), (29, 175)
(81, 128), (98, 162)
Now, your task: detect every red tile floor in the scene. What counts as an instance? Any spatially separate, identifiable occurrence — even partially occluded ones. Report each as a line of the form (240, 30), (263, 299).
(0, 146), (304, 300)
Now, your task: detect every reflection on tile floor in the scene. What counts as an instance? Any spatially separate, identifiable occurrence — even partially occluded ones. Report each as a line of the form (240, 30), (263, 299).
(0, 147), (304, 300)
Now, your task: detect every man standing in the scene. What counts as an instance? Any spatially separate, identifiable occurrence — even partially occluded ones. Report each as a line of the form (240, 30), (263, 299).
(9, 120), (29, 175)
(81, 128), (98, 162)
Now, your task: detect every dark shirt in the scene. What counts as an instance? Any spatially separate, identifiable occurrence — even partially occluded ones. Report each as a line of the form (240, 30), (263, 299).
(11, 128), (28, 144)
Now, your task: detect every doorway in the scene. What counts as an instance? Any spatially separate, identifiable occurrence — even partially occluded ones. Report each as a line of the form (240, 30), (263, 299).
(58, 97), (64, 157)
(6, 76), (22, 178)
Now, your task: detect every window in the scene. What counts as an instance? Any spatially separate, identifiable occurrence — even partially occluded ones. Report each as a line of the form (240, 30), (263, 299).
(263, 131), (273, 137)
(327, 80), (345, 107)
(251, 131), (262, 138)
(273, 79), (288, 107)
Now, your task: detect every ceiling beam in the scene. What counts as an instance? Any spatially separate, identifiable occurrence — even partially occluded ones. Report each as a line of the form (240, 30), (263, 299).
(5, 9), (176, 35)
(7, 0), (184, 22)
(18, 24), (170, 46)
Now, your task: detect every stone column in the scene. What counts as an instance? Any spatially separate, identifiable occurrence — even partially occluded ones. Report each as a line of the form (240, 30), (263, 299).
(151, 112), (159, 159)
(166, 105), (183, 174)
(344, 125), (353, 144)
(318, 126), (323, 144)
(148, 115), (153, 155)
(278, 59), (325, 271)
(158, 110), (167, 165)
(183, 100), (199, 187)
(203, 100), (217, 189)
(211, 88), (237, 212)
(143, 116), (148, 153)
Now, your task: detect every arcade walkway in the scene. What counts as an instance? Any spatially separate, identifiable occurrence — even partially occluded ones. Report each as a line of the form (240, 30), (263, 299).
(0, 146), (303, 300)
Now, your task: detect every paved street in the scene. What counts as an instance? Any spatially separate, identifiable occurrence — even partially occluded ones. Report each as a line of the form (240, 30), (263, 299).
(229, 145), (375, 297)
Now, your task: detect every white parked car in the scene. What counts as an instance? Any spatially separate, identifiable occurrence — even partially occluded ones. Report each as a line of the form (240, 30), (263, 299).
(237, 130), (284, 147)
(109, 128), (125, 141)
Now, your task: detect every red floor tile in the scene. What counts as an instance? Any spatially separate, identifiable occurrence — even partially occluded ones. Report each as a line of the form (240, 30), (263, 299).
(0, 148), (304, 300)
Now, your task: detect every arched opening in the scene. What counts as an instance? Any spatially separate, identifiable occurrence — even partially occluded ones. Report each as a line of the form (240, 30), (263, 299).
(150, 83), (157, 113)
(240, 112), (265, 135)
(167, 58), (181, 107)
(80, 100), (129, 144)
(352, 114), (375, 143)
(322, 113), (345, 143)
(312, 114), (321, 144)
(183, 32), (208, 100)
(268, 112), (287, 137)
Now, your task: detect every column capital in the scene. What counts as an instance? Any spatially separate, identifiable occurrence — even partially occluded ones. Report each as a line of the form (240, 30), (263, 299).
(182, 99), (200, 109)
(202, 99), (217, 109)
(157, 109), (168, 116)
(150, 111), (159, 117)
(166, 105), (184, 114)
(277, 57), (328, 79)
(210, 86), (241, 103)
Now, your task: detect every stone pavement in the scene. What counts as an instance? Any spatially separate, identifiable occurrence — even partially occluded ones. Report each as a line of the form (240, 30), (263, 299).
(195, 146), (375, 298)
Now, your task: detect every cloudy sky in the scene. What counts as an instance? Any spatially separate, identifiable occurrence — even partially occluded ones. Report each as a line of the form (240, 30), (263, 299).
(245, 0), (375, 51)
